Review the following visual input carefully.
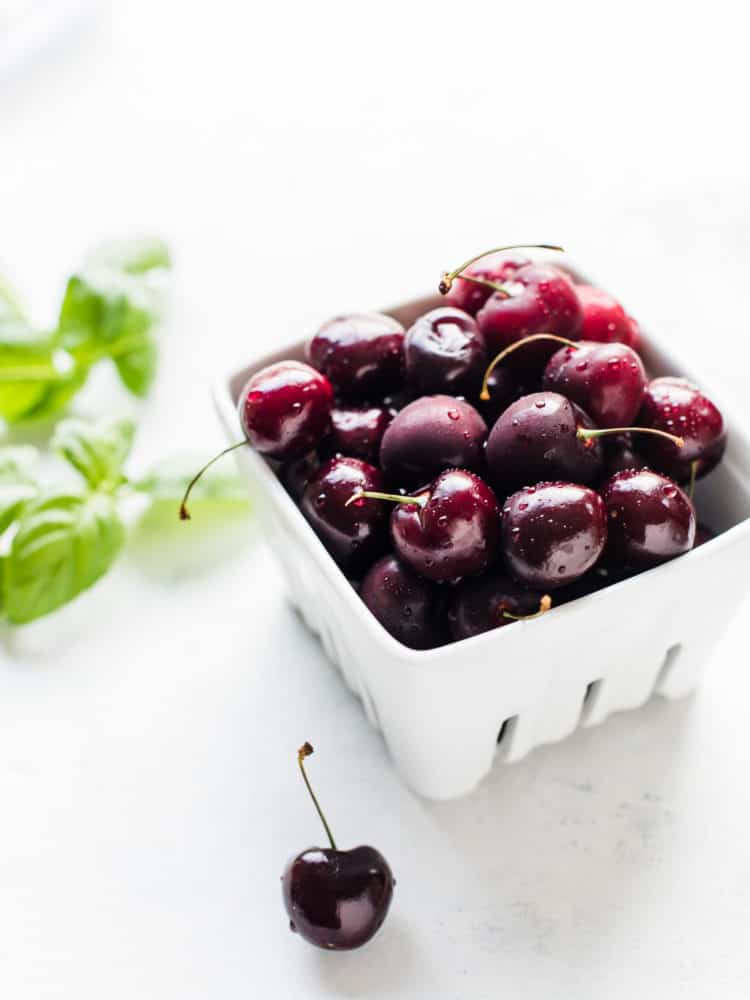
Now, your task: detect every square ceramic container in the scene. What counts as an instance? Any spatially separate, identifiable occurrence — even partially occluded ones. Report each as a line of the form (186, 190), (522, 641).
(214, 290), (750, 800)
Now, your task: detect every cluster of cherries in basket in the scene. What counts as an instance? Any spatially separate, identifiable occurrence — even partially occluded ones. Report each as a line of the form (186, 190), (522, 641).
(184, 244), (727, 653)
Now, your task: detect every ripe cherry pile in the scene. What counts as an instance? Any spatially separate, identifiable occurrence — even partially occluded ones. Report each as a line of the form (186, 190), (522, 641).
(183, 244), (727, 652)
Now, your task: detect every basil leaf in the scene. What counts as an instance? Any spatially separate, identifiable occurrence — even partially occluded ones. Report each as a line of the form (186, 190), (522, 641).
(3, 492), (125, 624)
(52, 417), (136, 491)
(0, 447), (39, 533)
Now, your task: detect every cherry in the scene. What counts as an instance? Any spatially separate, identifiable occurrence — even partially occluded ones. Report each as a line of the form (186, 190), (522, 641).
(600, 468), (696, 566)
(576, 284), (639, 347)
(380, 395), (487, 488)
(486, 392), (603, 497)
(636, 377), (727, 483)
(240, 361), (333, 460)
(445, 252), (532, 315)
(501, 482), (608, 589)
(543, 340), (647, 427)
(329, 405), (393, 462)
(485, 390), (685, 500)
(404, 306), (486, 396)
(474, 263), (583, 372)
(307, 313), (404, 399)
(448, 574), (552, 640)
(282, 743), (394, 951)
(300, 456), (387, 571)
(360, 554), (443, 649)
(351, 469), (501, 582)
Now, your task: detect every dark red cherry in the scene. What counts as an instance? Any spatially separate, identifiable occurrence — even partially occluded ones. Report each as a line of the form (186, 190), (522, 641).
(600, 468), (696, 566)
(360, 554), (443, 649)
(380, 395), (487, 488)
(239, 361), (333, 460)
(300, 457), (387, 571)
(486, 392), (603, 498)
(329, 405), (393, 462)
(357, 469), (501, 582)
(282, 743), (394, 951)
(404, 307), (486, 396)
(636, 377), (727, 482)
(543, 341), (647, 427)
(476, 263), (583, 372)
(307, 313), (404, 399)
(446, 253), (531, 315)
(501, 482), (608, 589)
(448, 573), (551, 640)
(576, 284), (639, 347)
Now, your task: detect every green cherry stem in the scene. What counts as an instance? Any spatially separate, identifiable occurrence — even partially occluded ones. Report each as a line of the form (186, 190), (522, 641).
(502, 594), (553, 622)
(179, 439), (248, 520)
(345, 489), (426, 509)
(297, 742), (337, 851)
(479, 333), (579, 401)
(576, 426), (685, 449)
(439, 242), (564, 295)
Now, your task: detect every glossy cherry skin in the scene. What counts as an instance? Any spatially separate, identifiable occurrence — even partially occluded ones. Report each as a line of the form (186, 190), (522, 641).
(329, 405), (393, 462)
(390, 469), (501, 582)
(300, 457), (387, 571)
(361, 554), (443, 649)
(543, 341), (647, 427)
(576, 284), (639, 347)
(600, 469), (696, 566)
(636, 377), (727, 482)
(476, 263), (583, 373)
(307, 313), (404, 399)
(448, 574), (549, 640)
(502, 482), (608, 589)
(446, 253), (531, 315)
(283, 845), (394, 951)
(380, 395), (487, 489)
(239, 361), (333, 460)
(404, 307), (486, 396)
(486, 392), (602, 499)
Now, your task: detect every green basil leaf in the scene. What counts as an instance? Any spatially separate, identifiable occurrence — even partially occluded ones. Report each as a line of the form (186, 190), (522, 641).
(0, 447), (39, 533)
(52, 417), (136, 491)
(3, 492), (125, 624)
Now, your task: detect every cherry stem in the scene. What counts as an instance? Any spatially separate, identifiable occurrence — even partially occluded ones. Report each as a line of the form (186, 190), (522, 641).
(688, 459), (698, 500)
(577, 426), (685, 449)
(479, 333), (579, 400)
(345, 488), (426, 509)
(297, 742), (337, 851)
(179, 440), (248, 520)
(439, 242), (564, 294)
(502, 594), (553, 622)
(448, 273), (512, 299)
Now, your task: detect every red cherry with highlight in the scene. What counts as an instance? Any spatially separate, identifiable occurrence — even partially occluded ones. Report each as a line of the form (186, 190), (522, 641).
(576, 284), (639, 347)
(308, 313), (405, 399)
(329, 405), (393, 462)
(360, 554), (444, 649)
(404, 307), (487, 396)
(543, 340), (647, 427)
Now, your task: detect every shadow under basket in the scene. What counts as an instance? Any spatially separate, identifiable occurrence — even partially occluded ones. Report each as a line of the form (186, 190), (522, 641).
(214, 289), (750, 800)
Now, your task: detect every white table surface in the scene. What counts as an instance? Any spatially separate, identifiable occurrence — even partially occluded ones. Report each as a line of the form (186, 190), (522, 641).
(2, 3), (750, 997)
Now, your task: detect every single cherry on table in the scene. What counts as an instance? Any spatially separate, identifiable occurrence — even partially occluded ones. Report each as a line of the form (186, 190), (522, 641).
(351, 468), (501, 583)
(282, 742), (394, 950)
(501, 481), (608, 589)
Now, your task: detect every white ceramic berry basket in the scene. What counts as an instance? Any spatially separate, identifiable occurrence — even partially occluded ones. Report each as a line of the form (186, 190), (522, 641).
(214, 290), (750, 800)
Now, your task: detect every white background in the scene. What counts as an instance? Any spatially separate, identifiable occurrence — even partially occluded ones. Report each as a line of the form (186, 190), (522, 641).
(1, 2), (750, 997)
